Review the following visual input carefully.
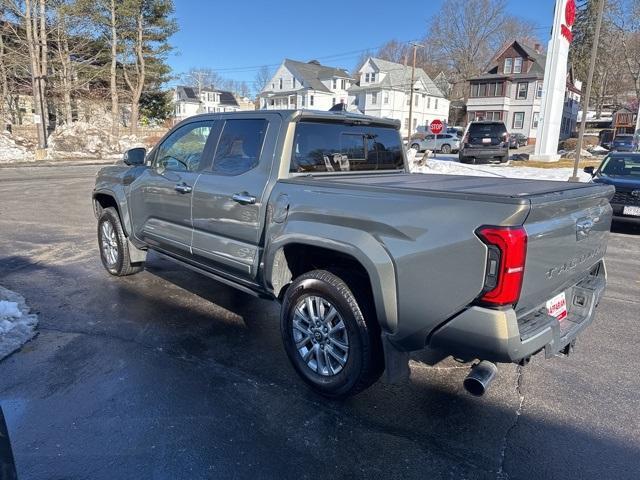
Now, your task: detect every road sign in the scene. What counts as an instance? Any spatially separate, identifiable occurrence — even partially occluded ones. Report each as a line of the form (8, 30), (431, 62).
(430, 119), (443, 135)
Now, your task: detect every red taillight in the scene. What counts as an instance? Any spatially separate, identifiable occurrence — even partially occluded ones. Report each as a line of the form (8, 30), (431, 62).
(476, 226), (527, 306)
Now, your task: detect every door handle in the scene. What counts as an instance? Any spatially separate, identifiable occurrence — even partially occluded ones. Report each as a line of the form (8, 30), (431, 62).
(232, 192), (257, 205)
(174, 182), (192, 194)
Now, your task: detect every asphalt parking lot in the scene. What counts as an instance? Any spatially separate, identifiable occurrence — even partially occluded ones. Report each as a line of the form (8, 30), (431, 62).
(0, 164), (639, 480)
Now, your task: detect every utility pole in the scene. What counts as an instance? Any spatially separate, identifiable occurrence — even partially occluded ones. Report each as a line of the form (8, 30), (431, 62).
(570, 0), (605, 182)
(407, 42), (422, 141)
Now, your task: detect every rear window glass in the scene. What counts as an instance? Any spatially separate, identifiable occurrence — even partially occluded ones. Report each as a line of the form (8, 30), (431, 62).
(291, 122), (404, 173)
(469, 123), (507, 136)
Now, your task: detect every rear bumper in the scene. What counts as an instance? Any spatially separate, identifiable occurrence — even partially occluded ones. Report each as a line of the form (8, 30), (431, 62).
(428, 261), (607, 363)
(459, 146), (508, 159)
(611, 203), (640, 223)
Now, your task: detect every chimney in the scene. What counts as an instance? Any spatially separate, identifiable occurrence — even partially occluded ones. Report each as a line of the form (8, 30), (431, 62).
(534, 43), (542, 53)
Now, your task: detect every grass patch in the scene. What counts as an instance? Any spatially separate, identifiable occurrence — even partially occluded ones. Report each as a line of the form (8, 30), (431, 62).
(511, 158), (602, 169)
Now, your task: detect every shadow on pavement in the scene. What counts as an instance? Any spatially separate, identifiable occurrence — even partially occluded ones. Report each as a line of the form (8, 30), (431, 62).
(0, 253), (639, 479)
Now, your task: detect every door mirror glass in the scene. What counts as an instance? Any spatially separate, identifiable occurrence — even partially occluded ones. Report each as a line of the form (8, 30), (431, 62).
(583, 166), (595, 175)
(123, 147), (147, 166)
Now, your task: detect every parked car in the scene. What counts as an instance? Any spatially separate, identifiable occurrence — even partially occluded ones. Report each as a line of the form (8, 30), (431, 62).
(93, 110), (613, 399)
(599, 129), (614, 150)
(508, 133), (528, 149)
(410, 134), (461, 153)
(610, 134), (635, 152)
(585, 152), (640, 223)
(459, 121), (509, 164)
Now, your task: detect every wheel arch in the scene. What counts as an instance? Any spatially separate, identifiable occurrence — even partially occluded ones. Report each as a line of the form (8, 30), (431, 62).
(265, 234), (398, 333)
(92, 189), (133, 237)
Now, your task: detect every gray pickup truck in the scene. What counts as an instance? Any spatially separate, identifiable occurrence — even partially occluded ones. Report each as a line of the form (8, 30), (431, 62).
(93, 110), (614, 398)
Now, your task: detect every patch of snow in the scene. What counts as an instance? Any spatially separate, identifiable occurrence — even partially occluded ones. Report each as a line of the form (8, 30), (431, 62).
(412, 158), (592, 182)
(590, 145), (609, 153)
(0, 286), (38, 360)
(0, 133), (34, 163)
(47, 121), (147, 160)
(562, 148), (593, 159)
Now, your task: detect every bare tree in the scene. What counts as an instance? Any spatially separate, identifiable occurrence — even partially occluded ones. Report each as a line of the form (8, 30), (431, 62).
(423, 0), (534, 99)
(253, 65), (271, 94)
(183, 67), (220, 94)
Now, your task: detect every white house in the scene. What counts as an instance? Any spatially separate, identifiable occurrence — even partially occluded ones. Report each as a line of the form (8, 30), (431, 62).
(347, 57), (450, 137)
(258, 59), (353, 111)
(466, 40), (581, 143)
(173, 86), (247, 123)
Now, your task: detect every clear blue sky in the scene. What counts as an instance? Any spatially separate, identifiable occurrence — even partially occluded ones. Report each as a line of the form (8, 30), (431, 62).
(168, 0), (556, 88)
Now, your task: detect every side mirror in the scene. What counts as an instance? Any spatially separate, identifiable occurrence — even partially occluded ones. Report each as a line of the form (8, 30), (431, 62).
(583, 166), (595, 175)
(123, 147), (147, 166)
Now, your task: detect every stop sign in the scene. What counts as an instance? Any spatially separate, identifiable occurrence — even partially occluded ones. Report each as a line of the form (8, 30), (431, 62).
(429, 119), (443, 135)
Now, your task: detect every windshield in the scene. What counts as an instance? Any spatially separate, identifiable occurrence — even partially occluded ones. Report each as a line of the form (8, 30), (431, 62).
(291, 121), (404, 173)
(600, 155), (640, 177)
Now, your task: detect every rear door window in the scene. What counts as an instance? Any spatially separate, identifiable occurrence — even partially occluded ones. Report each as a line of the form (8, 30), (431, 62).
(212, 119), (268, 176)
(291, 122), (404, 172)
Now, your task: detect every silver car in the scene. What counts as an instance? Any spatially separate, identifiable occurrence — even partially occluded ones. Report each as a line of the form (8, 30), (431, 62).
(410, 133), (461, 154)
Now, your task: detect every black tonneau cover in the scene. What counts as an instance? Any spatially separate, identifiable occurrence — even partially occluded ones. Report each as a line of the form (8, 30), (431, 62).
(290, 173), (614, 204)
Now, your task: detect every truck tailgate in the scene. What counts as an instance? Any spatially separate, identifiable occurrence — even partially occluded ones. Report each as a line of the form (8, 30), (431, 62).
(517, 184), (614, 314)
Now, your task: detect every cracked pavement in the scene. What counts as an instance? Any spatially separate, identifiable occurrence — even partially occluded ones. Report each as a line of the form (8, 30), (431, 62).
(0, 164), (639, 479)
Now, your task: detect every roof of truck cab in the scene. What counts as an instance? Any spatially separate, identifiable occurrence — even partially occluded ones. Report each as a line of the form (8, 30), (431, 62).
(174, 110), (401, 128)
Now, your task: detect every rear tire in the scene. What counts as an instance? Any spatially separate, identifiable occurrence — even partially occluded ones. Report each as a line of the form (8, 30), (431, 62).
(411, 143), (421, 151)
(280, 269), (383, 399)
(500, 154), (509, 163)
(98, 207), (144, 276)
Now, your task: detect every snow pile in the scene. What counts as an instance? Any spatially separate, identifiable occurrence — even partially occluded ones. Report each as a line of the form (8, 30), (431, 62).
(590, 145), (609, 154)
(47, 121), (146, 159)
(561, 149), (593, 159)
(0, 286), (38, 359)
(413, 158), (592, 182)
(0, 132), (34, 163)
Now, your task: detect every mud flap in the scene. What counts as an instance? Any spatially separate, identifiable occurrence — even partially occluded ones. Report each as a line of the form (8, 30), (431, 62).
(381, 335), (410, 384)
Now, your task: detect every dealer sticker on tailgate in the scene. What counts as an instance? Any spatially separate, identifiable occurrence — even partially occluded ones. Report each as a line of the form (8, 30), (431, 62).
(546, 292), (567, 320)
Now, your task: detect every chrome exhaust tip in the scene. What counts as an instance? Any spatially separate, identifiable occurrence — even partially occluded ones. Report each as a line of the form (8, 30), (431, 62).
(463, 360), (498, 396)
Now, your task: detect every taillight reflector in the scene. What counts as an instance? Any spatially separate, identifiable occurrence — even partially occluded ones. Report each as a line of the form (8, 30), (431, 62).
(477, 226), (527, 306)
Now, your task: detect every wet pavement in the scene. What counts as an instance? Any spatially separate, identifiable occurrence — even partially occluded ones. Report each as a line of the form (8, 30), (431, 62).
(0, 164), (639, 479)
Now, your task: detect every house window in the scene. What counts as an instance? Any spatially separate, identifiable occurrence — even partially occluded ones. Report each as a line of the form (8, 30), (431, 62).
(517, 82), (528, 99)
(365, 73), (370, 82)
(532, 111), (539, 129)
(371, 73), (376, 82)
(371, 92), (378, 105)
(293, 78), (296, 88)
(301, 96), (305, 107)
(413, 118), (417, 130)
(536, 82), (543, 98)
(270, 99), (274, 106)
(435, 98), (438, 109)
(504, 58), (513, 74)
(512, 112), (525, 129)
(406, 94), (410, 106)
(341, 79), (346, 89)
(383, 92), (389, 104)
(513, 57), (523, 74)
(427, 97), (431, 108)
(495, 82), (504, 96)
(332, 79), (337, 89)
(310, 95), (314, 106)
(404, 118), (409, 129)
(279, 78), (283, 89)
(414, 94), (419, 106)
(332, 97), (336, 106)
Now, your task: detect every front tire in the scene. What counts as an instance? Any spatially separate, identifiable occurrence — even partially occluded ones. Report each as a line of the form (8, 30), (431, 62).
(411, 143), (421, 151)
(280, 270), (383, 398)
(441, 144), (452, 154)
(98, 207), (144, 276)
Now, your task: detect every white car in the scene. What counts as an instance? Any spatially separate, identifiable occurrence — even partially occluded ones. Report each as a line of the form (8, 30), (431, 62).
(410, 133), (461, 154)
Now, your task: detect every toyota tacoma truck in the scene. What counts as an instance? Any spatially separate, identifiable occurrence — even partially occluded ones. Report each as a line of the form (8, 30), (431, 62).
(93, 110), (614, 398)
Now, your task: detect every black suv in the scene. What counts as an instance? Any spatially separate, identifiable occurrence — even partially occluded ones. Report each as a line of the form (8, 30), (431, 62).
(459, 121), (509, 164)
